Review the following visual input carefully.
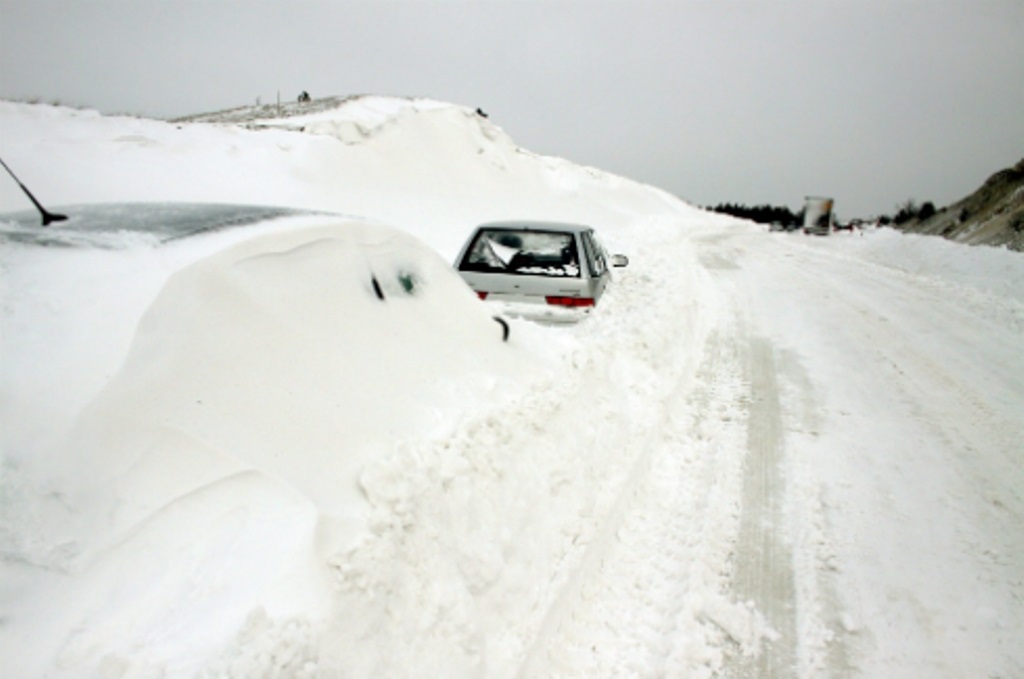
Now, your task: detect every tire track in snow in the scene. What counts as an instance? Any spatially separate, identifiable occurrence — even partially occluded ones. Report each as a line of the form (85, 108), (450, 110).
(697, 242), (801, 678)
(772, 348), (857, 679)
(729, 335), (797, 678)
(518, 229), (794, 678)
(521, 325), (755, 678)
(511, 222), (729, 678)
(698, 233), (858, 678)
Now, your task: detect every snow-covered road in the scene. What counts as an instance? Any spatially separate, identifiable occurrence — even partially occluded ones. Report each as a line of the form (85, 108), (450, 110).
(734, 228), (1024, 678)
(503, 224), (1024, 678)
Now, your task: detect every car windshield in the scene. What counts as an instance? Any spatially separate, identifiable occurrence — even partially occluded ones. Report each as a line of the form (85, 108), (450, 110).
(459, 228), (580, 277)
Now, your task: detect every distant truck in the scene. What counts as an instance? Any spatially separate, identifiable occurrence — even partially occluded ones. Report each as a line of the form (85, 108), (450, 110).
(803, 196), (834, 235)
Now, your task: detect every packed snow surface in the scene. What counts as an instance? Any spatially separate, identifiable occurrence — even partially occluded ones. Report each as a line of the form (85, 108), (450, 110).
(1, 97), (1022, 678)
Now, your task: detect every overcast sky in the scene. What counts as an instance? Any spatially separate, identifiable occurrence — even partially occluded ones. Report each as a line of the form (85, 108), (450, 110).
(2, 1), (1022, 218)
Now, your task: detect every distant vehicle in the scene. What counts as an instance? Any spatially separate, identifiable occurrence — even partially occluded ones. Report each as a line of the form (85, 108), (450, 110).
(454, 220), (628, 324)
(803, 196), (834, 235)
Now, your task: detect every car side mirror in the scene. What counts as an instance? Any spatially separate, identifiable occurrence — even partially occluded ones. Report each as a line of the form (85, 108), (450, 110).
(611, 254), (629, 268)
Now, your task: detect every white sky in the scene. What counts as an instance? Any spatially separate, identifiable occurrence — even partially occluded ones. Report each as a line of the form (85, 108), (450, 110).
(2, 0), (1022, 218)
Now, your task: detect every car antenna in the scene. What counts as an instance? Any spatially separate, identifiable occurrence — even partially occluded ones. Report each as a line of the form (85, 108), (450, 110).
(0, 156), (67, 226)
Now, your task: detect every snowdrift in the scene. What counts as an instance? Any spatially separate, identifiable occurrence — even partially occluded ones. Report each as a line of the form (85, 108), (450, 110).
(0, 96), (682, 257)
(0, 97), (716, 677)
(43, 222), (529, 561)
(9, 221), (549, 677)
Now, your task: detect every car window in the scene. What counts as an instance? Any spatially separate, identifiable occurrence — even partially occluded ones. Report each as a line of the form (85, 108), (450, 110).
(581, 232), (607, 277)
(459, 229), (581, 278)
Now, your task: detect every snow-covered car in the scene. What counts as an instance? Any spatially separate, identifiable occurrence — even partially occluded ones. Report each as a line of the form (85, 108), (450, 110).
(454, 220), (628, 323)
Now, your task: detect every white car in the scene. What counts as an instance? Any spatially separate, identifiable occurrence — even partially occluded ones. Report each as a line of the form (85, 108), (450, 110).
(454, 220), (628, 323)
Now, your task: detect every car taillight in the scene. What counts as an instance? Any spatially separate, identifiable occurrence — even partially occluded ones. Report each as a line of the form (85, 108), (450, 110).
(545, 296), (595, 308)
(476, 291), (489, 300)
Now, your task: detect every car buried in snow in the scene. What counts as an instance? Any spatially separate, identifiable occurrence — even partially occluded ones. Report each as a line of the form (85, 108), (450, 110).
(454, 220), (628, 324)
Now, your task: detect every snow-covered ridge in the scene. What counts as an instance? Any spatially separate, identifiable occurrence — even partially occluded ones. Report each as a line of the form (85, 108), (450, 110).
(173, 94), (466, 146)
(0, 96), (691, 257)
(170, 93), (448, 127)
(0, 97), (717, 677)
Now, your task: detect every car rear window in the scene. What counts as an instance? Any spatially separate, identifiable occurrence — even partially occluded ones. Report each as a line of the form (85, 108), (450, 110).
(458, 229), (581, 278)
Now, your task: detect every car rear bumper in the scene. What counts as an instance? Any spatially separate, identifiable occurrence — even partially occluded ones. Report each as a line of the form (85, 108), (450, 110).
(488, 299), (590, 325)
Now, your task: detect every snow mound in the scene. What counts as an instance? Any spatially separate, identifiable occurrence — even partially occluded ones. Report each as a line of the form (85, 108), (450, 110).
(43, 221), (526, 563)
(0, 97), (694, 258)
(2, 221), (543, 676)
(0, 97), (716, 678)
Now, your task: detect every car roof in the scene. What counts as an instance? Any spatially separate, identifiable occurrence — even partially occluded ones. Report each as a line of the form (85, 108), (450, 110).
(0, 202), (323, 247)
(474, 220), (594, 235)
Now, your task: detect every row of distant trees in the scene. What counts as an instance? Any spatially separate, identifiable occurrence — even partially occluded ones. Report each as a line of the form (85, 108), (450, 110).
(889, 199), (936, 225)
(707, 203), (803, 226)
(708, 199), (939, 227)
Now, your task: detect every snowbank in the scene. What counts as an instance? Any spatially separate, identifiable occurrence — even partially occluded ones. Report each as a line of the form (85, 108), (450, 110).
(43, 221), (532, 559)
(818, 226), (1024, 302)
(0, 97), (711, 677)
(0, 96), (682, 258)
(6, 220), (553, 677)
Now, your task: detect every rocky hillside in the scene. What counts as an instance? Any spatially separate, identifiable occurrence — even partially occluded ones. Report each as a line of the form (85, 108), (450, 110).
(900, 159), (1024, 252)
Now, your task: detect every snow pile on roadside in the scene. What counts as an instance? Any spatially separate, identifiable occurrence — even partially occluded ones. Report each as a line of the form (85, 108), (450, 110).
(0, 98), (727, 677)
(0, 96), (682, 257)
(5, 220), (555, 678)
(825, 226), (1024, 302)
(787, 227), (1024, 332)
(37, 222), (534, 562)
